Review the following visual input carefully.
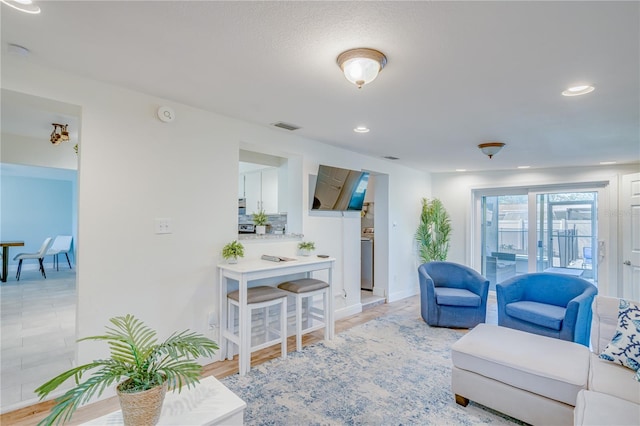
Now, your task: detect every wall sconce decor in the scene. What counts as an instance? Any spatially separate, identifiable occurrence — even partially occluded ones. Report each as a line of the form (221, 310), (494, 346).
(50, 123), (70, 145)
(337, 48), (387, 89)
(478, 142), (505, 159)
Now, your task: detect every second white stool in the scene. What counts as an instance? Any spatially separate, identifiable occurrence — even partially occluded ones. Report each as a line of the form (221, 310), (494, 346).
(277, 278), (330, 351)
(226, 286), (288, 372)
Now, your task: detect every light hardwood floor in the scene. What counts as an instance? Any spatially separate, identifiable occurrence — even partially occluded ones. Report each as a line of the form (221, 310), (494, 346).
(1, 294), (497, 426)
(0, 296), (418, 426)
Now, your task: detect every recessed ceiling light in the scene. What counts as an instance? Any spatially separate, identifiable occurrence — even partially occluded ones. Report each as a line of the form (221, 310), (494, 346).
(354, 126), (370, 133)
(599, 161), (617, 165)
(1, 0), (41, 14)
(455, 169), (467, 172)
(562, 85), (595, 96)
(517, 166), (531, 169)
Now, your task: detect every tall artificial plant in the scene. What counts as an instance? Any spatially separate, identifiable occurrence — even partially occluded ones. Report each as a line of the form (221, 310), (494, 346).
(416, 197), (452, 263)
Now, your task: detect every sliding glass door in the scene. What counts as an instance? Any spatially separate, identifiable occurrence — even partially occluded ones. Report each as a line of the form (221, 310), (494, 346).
(481, 194), (528, 290)
(479, 188), (598, 290)
(535, 192), (597, 280)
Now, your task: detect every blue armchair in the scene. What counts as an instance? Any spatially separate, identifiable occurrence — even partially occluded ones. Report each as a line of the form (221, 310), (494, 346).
(419, 261), (490, 328)
(496, 273), (597, 346)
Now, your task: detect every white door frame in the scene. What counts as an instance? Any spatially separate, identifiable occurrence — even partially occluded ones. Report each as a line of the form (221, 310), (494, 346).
(621, 172), (640, 300)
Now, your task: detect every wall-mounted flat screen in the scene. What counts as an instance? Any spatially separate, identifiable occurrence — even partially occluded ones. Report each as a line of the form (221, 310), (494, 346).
(311, 165), (369, 211)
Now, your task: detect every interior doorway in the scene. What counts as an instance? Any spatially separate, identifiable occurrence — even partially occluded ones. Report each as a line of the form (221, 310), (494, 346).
(0, 90), (80, 411)
(361, 172), (388, 308)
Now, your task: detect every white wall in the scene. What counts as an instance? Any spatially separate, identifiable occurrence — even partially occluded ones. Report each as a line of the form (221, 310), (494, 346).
(1, 133), (78, 170)
(431, 164), (640, 297)
(2, 58), (430, 374)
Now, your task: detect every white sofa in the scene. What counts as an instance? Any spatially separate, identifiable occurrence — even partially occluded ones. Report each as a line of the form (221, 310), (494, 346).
(573, 295), (640, 426)
(451, 295), (640, 425)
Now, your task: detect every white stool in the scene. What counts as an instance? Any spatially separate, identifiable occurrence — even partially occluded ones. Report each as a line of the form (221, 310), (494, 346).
(226, 286), (288, 372)
(277, 278), (330, 351)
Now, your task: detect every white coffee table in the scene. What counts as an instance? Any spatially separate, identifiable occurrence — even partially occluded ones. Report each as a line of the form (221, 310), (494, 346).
(81, 376), (246, 425)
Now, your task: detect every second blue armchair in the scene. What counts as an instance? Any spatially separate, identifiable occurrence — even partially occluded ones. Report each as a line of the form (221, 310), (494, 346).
(496, 272), (597, 346)
(419, 261), (490, 328)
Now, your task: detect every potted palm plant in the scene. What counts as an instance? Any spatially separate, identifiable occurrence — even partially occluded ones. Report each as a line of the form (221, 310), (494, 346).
(222, 240), (244, 264)
(298, 241), (316, 256)
(415, 197), (452, 263)
(35, 314), (218, 426)
(252, 210), (268, 234)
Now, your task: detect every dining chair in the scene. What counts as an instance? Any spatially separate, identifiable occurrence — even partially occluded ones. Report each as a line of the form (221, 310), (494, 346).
(46, 235), (73, 271)
(14, 237), (53, 281)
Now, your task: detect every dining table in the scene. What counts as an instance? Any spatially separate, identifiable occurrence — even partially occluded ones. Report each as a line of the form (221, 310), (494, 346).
(1, 241), (25, 282)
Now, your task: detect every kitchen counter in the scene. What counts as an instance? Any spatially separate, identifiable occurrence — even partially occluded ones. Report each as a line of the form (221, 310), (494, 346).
(238, 233), (303, 241)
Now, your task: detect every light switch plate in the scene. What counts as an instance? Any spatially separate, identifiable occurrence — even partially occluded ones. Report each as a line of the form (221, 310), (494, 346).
(154, 218), (172, 234)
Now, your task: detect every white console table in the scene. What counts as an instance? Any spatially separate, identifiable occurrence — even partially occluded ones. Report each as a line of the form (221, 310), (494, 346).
(218, 256), (335, 375)
(80, 376), (246, 426)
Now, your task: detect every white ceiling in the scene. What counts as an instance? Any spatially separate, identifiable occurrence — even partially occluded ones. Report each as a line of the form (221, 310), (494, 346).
(1, 89), (80, 144)
(1, 1), (638, 173)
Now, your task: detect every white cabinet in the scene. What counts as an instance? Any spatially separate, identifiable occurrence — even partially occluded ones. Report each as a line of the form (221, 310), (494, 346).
(260, 168), (278, 213)
(244, 171), (262, 214)
(240, 168), (278, 214)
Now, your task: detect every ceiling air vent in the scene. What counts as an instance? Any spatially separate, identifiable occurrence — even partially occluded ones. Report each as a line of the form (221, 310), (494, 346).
(272, 122), (301, 131)
(383, 156), (400, 160)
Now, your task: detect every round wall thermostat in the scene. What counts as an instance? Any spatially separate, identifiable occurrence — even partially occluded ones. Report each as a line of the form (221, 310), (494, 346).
(157, 106), (175, 123)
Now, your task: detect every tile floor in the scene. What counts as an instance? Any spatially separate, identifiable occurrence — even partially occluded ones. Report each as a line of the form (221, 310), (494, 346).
(1, 267), (76, 412)
(361, 290), (385, 310)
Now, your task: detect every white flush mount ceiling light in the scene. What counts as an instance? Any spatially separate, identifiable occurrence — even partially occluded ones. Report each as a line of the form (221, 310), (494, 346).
(478, 142), (505, 159)
(354, 126), (370, 133)
(562, 85), (595, 96)
(1, 0), (41, 14)
(337, 48), (387, 89)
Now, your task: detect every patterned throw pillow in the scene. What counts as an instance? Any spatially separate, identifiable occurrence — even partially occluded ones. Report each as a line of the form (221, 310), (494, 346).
(599, 299), (640, 377)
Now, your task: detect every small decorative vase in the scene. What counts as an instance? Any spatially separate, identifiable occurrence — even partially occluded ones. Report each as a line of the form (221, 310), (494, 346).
(227, 256), (238, 264)
(301, 249), (311, 256)
(117, 381), (167, 426)
(256, 225), (266, 235)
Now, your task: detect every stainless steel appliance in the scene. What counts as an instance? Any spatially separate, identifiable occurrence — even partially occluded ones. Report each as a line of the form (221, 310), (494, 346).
(238, 223), (255, 233)
(361, 237), (374, 290)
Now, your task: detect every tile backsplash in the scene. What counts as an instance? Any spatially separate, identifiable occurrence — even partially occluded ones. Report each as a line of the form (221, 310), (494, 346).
(239, 213), (287, 234)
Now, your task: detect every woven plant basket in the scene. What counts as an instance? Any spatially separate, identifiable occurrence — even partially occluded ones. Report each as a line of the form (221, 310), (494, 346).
(117, 381), (168, 426)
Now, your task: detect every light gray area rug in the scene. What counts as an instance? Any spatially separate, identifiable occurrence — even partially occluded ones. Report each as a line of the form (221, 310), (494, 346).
(221, 313), (521, 425)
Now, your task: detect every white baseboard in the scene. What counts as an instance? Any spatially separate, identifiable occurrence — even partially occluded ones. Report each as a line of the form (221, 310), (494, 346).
(334, 303), (362, 320)
(388, 285), (419, 303)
